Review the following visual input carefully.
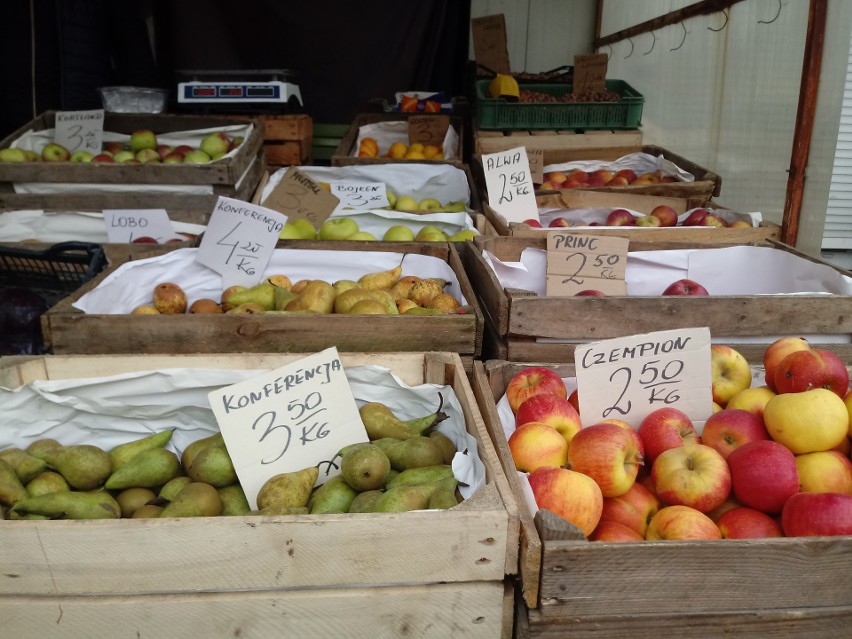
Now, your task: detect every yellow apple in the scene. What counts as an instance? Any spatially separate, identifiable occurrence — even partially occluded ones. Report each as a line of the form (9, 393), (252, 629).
(645, 505), (721, 540)
(508, 422), (568, 473)
(725, 385), (776, 419)
(763, 388), (849, 454)
(795, 451), (852, 494)
(710, 345), (752, 407)
(846, 390), (852, 438)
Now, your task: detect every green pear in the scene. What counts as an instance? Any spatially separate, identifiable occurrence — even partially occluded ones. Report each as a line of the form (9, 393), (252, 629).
(43, 445), (112, 491)
(160, 482), (223, 517)
(403, 396), (449, 434)
(11, 490), (121, 520)
(385, 465), (455, 489)
(223, 281), (279, 311)
(285, 280), (335, 314)
(359, 403), (420, 440)
(374, 483), (436, 512)
(332, 279), (359, 297)
(26, 471), (70, 497)
(253, 505), (309, 516)
(109, 429), (174, 470)
(340, 444), (391, 492)
(105, 448), (182, 490)
(159, 476), (192, 502)
(218, 484), (251, 516)
(256, 466), (318, 510)
(372, 437), (444, 471)
(427, 477), (460, 509)
(448, 229), (477, 242)
(348, 489), (384, 513)
(0, 448), (47, 483)
(132, 504), (164, 518)
(274, 286), (300, 310)
(308, 475), (358, 514)
(403, 307), (446, 315)
(428, 431), (457, 465)
(181, 432), (224, 470)
(0, 459), (28, 506)
(116, 487), (157, 518)
(186, 444), (237, 488)
(25, 438), (63, 461)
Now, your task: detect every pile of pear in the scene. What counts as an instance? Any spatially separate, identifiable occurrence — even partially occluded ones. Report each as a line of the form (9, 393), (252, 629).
(257, 397), (462, 515)
(131, 264), (467, 316)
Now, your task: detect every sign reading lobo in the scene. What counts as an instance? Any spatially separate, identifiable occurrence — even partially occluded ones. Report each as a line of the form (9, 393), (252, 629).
(482, 146), (538, 224)
(208, 347), (368, 510)
(196, 196), (287, 289)
(574, 327), (713, 432)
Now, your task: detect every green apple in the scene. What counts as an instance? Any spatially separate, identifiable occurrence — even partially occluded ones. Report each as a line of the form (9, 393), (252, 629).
(385, 190), (397, 208)
(290, 218), (317, 239)
(183, 150), (211, 164)
(129, 129), (157, 153)
(22, 149), (40, 162)
(418, 197), (443, 211)
(113, 150), (136, 163)
(443, 201), (468, 213)
(279, 223), (305, 239)
(415, 225), (449, 242)
(347, 231), (378, 241)
(382, 225), (415, 242)
(41, 143), (70, 162)
(200, 132), (231, 158)
(448, 229), (477, 242)
(318, 217), (359, 240)
(70, 150), (94, 163)
(394, 195), (418, 212)
(0, 148), (28, 162)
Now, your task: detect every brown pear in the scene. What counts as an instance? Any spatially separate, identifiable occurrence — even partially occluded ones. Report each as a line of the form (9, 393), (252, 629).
(220, 285), (247, 310)
(152, 282), (187, 314)
(408, 279), (445, 306)
(189, 298), (224, 314)
(427, 292), (460, 312)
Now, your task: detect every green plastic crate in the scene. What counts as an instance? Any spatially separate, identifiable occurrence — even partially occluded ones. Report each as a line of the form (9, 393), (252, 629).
(474, 79), (643, 131)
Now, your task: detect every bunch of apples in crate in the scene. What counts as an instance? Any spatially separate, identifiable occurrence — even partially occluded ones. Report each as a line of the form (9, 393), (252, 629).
(0, 130), (242, 164)
(533, 205), (752, 230)
(132, 264), (466, 317)
(281, 216), (473, 243)
(357, 136), (443, 160)
(542, 168), (678, 190)
(504, 338), (852, 541)
(0, 397), (463, 520)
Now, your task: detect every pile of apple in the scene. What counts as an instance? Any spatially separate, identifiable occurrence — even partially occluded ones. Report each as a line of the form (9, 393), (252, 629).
(357, 137), (444, 161)
(0, 130), (242, 165)
(529, 205), (752, 230)
(279, 217), (476, 243)
(542, 168), (679, 190)
(504, 337), (852, 541)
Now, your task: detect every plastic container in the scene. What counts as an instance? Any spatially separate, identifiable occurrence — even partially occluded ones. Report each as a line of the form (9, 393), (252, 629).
(474, 79), (643, 130)
(97, 86), (168, 113)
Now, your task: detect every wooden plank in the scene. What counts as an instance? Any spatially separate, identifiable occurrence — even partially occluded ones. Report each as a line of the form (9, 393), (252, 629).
(0, 581), (508, 639)
(475, 129), (643, 154)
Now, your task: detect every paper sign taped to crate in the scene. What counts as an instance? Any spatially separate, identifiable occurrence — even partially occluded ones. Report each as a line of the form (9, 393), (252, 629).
(574, 327), (713, 432)
(196, 196), (287, 289)
(528, 148), (544, 184)
(208, 347), (368, 510)
(573, 53), (608, 95)
(472, 14), (511, 74)
(102, 209), (181, 244)
(482, 146), (538, 224)
(54, 109), (105, 154)
(329, 181), (389, 210)
(408, 115), (450, 147)
(263, 166), (339, 228)
(546, 233), (628, 296)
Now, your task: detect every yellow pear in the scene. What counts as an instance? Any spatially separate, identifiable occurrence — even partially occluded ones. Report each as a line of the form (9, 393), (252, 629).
(285, 280), (335, 314)
(358, 265), (402, 290)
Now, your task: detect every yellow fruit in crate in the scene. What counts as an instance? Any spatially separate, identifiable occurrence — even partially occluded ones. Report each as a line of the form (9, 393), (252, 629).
(405, 150), (426, 160)
(423, 144), (441, 159)
(407, 143), (424, 154)
(388, 142), (408, 159)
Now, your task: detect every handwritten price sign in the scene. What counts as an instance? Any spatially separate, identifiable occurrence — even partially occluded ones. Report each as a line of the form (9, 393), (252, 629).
(262, 167), (339, 228)
(482, 146), (539, 224)
(208, 347), (369, 509)
(574, 327), (713, 431)
(102, 209), (181, 244)
(55, 109), (105, 154)
(546, 233), (628, 296)
(195, 196), (287, 289)
(329, 181), (389, 210)
(408, 115), (450, 147)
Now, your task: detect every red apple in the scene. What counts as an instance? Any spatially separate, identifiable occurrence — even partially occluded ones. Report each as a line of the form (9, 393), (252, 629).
(795, 450), (852, 494)
(650, 205), (678, 227)
(163, 152), (184, 164)
(605, 209), (637, 226)
(599, 481), (661, 537)
(156, 144), (174, 159)
(727, 440), (799, 514)
(700, 409), (769, 459)
(135, 148), (161, 163)
(130, 236), (159, 244)
(651, 444), (731, 513)
(567, 388), (580, 414)
(91, 153), (115, 163)
(103, 141), (125, 155)
(505, 367), (567, 414)
(545, 171), (568, 185)
(548, 217), (572, 228)
(590, 520), (644, 542)
(528, 466), (603, 537)
(700, 213), (727, 228)
(508, 422), (569, 473)
(717, 506), (783, 539)
(608, 176), (630, 187)
(522, 218), (543, 228)
(762, 337), (811, 393)
(661, 279), (709, 296)
(705, 494), (745, 523)
(781, 492), (852, 536)
(635, 215), (662, 227)
(539, 180), (561, 190)
(683, 209), (710, 226)
(711, 344), (753, 407)
(773, 348), (850, 398)
(567, 423), (644, 497)
(172, 145), (194, 158)
(516, 394), (582, 446)
(601, 419), (645, 459)
(587, 169), (614, 187)
(645, 505), (722, 540)
(638, 407), (700, 465)
(613, 169), (637, 183)
(575, 290), (606, 297)
(567, 169), (589, 184)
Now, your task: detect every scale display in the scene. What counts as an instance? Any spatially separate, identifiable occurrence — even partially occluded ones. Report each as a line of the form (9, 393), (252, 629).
(179, 82), (295, 103)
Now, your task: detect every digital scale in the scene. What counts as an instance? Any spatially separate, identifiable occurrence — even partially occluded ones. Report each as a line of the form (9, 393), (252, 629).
(175, 69), (303, 113)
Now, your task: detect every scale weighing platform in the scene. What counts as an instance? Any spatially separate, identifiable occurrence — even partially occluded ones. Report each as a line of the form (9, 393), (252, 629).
(176, 69), (303, 113)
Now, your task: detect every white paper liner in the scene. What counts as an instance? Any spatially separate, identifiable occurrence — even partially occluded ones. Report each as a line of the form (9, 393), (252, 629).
(543, 151), (696, 182)
(353, 121), (460, 161)
(323, 208), (477, 239)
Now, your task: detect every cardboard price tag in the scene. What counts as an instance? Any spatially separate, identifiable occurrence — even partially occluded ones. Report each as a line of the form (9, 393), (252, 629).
(329, 181), (389, 210)
(54, 109), (105, 154)
(482, 146), (538, 224)
(195, 196), (287, 289)
(573, 53), (608, 96)
(546, 233), (629, 296)
(208, 347), (368, 510)
(527, 148), (544, 184)
(472, 14), (511, 74)
(574, 327), (713, 431)
(262, 167), (339, 228)
(102, 209), (181, 244)
(408, 115), (450, 147)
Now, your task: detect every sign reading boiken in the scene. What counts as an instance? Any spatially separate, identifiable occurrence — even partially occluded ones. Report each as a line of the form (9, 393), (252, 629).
(573, 53), (608, 96)
(102, 209), (182, 244)
(472, 14), (511, 74)
(546, 233), (629, 296)
(54, 109), (105, 154)
(482, 146), (538, 224)
(195, 196), (287, 289)
(574, 327), (713, 431)
(208, 347), (368, 510)
(408, 115), (450, 148)
(329, 181), (389, 210)
(262, 167), (339, 228)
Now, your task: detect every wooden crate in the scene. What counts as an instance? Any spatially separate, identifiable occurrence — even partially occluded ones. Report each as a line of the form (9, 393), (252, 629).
(482, 191), (781, 243)
(41, 242), (485, 365)
(0, 112), (267, 216)
(254, 113), (312, 167)
(0, 351), (519, 639)
(471, 358), (852, 638)
(474, 127), (643, 155)
(332, 113), (467, 168)
(463, 235), (852, 363)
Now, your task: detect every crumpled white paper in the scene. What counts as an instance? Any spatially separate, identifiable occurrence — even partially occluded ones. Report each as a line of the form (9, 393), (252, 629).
(354, 121), (460, 161)
(0, 363), (485, 500)
(72, 247), (467, 314)
(533, 206), (762, 228)
(543, 152), (696, 182)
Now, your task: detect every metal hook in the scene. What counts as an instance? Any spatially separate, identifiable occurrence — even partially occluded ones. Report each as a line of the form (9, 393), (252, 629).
(759, 0), (782, 25)
(708, 8), (729, 32)
(643, 32), (656, 55)
(670, 22), (687, 51)
(605, 44), (613, 60)
(624, 37), (634, 59)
